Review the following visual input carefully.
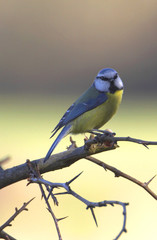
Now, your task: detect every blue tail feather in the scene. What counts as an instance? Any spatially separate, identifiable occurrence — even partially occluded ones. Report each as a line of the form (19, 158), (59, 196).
(44, 125), (71, 162)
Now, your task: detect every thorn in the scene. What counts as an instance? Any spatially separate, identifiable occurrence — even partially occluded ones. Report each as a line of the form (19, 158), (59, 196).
(57, 216), (68, 222)
(46, 207), (51, 213)
(40, 191), (45, 200)
(0, 156), (11, 165)
(89, 207), (98, 227)
(67, 171), (83, 185)
(28, 197), (35, 203)
(54, 191), (69, 196)
(144, 174), (156, 186)
(142, 143), (149, 149)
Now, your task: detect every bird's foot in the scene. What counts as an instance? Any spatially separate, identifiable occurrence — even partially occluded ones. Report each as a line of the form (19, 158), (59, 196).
(88, 129), (115, 137)
(87, 129), (116, 146)
(85, 129), (116, 151)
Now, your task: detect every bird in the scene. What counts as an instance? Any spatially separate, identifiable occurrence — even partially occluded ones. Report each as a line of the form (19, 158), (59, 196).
(44, 68), (123, 162)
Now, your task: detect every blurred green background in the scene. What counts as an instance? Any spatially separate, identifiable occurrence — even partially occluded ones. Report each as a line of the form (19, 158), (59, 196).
(0, 1), (157, 240)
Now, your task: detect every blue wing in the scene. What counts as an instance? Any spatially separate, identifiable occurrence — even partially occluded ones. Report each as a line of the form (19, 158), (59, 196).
(44, 85), (108, 161)
(51, 85), (108, 138)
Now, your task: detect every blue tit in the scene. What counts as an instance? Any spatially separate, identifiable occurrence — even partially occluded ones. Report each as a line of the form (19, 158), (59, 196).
(44, 68), (123, 161)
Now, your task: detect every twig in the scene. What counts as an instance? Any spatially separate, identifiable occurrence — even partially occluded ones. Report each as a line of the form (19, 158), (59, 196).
(27, 161), (63, 240)
(85, 156), (157, 200)
(115, 136), (157, 146)
(0, 198), (34, 232)
(69, 136), (157, 200)
(29, 175), (129, 240)
(85, 134), (157, 149)
(40, 184), (63, 240)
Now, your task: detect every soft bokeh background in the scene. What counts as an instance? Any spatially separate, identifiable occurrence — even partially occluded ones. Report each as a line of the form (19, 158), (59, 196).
(0, 1), (157, 240)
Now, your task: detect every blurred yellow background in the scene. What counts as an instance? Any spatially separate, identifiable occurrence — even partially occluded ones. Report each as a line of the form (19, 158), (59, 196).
(0, 0), (157, 240)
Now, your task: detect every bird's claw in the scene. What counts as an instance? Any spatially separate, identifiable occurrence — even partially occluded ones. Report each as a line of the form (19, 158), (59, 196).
(88, 129), (115, 137)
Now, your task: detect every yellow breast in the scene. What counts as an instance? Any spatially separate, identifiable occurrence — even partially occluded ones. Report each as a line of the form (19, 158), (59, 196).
(71, 89), (123, 133)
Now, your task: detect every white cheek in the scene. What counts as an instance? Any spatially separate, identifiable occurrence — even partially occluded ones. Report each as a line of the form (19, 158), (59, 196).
(115, 77), (123, 89)
(94, 79), (110, 92)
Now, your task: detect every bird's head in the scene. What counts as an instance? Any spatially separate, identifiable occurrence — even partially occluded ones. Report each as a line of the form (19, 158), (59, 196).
(94, 68), (123, 93)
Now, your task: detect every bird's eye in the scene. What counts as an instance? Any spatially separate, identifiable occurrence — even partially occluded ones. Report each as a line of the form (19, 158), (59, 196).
(113, 73), (118, 79)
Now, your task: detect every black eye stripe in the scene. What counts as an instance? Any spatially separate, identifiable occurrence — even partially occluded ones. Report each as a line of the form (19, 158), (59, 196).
(96, 76), (109, 81)
(96, 73), (118, 81)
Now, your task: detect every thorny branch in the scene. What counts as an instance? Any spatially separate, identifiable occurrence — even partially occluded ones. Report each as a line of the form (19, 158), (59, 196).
(0, 198), (34, 232)
(1, 132), (157, 239)
(1, 133), (157, 189)
(27, 161), (63, 240)
(87, 129), (157, 148)
(0, 198), (34, 240)
(28, 171), (129, 240)
(69, 135), (157, 200)
(85, 156), (157, 200)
